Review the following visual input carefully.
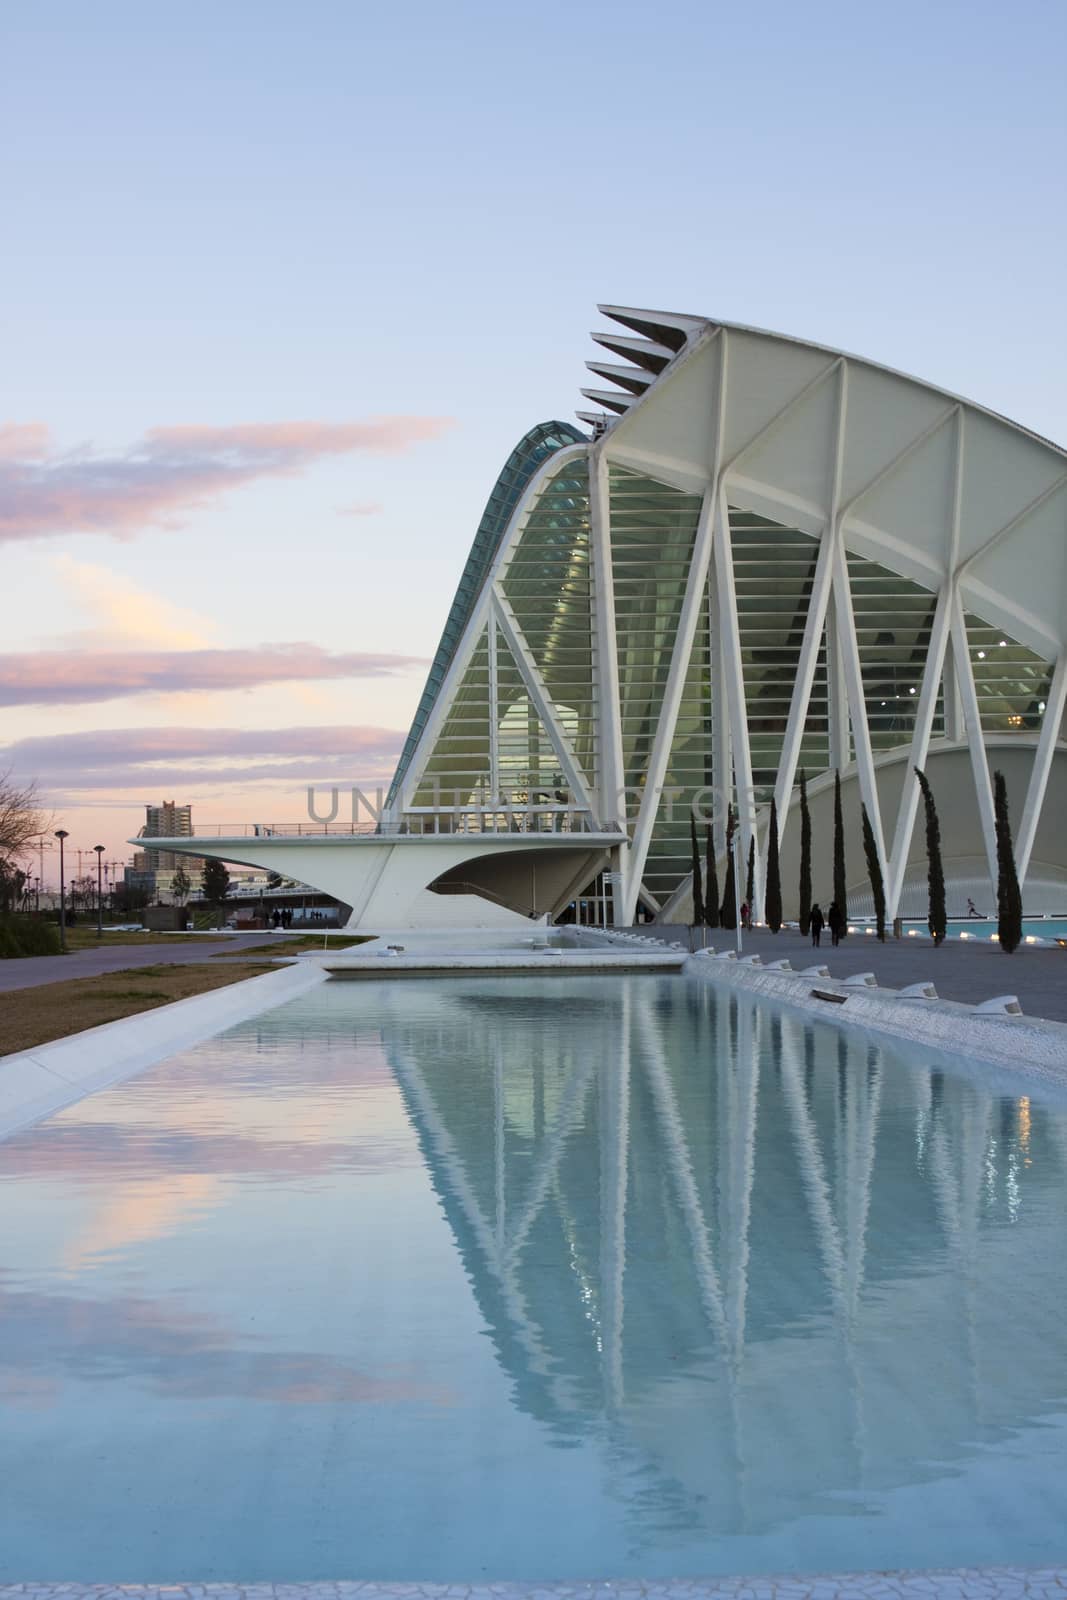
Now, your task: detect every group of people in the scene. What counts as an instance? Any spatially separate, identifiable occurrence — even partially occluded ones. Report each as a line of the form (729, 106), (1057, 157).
(808, 901), (845, 947)
(269, 907), (294, 930)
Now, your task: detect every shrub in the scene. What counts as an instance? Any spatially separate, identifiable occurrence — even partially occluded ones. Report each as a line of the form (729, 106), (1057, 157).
(994, 770), (1023, 954)
(765, 796), (783, 932)
(689, 815), (704, 925)
(704, 824), (720, 929)
(0, 915), (63, 958)
(861, 802), (887, 941)
(798, 769), (812, 935)
(721, 805), (737, 930)
(833, 770), (848, 938)
(914, 767), (946, 945)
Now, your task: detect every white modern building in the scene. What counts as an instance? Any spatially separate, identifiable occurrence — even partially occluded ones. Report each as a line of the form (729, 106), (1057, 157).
(147, 307), (1067, 928)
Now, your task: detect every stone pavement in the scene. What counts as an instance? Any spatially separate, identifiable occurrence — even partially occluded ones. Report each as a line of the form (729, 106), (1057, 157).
(1, 1572), (1065, 1600)
(624, 924), (1067, 1023)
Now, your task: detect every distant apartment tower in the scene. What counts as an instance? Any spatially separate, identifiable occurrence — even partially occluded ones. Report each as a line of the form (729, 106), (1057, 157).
(141, 801), (193, 870)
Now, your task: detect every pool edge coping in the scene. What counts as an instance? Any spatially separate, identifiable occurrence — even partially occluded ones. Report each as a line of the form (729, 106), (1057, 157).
(2, 1567), (1065, 1597)
(0, 960), (327, 1142)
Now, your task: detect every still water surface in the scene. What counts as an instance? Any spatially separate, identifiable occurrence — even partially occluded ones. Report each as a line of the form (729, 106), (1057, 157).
(1, 976), (1066, 1579)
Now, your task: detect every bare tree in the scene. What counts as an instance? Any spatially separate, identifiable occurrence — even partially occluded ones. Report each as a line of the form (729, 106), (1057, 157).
(0, 773), (46, 860)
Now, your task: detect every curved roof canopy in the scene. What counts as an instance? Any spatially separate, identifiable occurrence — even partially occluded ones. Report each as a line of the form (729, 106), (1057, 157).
(584, 307), (1067, 660)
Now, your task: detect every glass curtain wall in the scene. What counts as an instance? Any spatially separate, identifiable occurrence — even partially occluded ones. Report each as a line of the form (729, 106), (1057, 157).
(964, 611), (1053, 734)
(500, 457), (596, 790)
(847, 552), (943, 751)
(609, 468), (704, 820)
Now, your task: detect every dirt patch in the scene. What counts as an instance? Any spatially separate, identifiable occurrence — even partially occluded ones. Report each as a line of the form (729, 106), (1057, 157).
(0, 962), (276, 1055)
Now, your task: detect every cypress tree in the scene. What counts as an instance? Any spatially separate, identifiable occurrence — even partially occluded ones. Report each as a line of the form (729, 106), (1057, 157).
(765, 796), (783, 932)
(745, 835), (755, 914)
(860, 802), (886, 941)
(721, 805), (737, 929)
(914, 767), (946, 945)
(833, 769), (848, 938)
(994, 769), (1023, 954)
(798, 768), (812, 936)
(704, 823), (720, 929)
(689, 814), (704, 926)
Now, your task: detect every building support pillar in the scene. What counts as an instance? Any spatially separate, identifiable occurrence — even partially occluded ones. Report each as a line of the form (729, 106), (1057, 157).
(590, 443), (628, 919)
(950, 587), (999, 897)
(1017, 648), (1067, 889)
(885, 584), (953, 918)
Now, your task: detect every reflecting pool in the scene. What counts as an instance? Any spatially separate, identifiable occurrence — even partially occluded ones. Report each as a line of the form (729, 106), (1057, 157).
(1, 976), (1066, 1580)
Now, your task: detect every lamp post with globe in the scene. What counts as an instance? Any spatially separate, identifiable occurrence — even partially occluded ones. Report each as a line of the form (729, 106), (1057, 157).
(54, 829), (69, 952)
(94, 845), (105, 938)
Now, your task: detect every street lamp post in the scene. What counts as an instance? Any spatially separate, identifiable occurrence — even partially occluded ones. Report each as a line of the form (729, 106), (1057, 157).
(94, 845), (105, 938)
(54, 829), (69, 952)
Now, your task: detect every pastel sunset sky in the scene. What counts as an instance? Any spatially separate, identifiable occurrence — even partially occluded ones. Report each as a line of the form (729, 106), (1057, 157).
(4, 0), (1065, 873)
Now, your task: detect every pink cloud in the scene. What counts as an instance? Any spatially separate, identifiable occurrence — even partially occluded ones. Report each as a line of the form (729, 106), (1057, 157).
(2, 724), (406, 794)
(0, 643), (428, 706)
(0, 421), (49, 459)
(0, 416), (453, 542)
(336, 500), (384, 517)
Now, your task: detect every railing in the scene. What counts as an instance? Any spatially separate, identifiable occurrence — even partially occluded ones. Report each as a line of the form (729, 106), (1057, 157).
(400, 806), (604, 836)
(173, 822), (382, 838)
(156, 808), (611, 841)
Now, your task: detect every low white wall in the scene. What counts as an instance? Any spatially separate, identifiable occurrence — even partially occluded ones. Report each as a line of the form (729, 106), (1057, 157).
(0, 960), (326, 1143)
(682, 953), (1067, 1084)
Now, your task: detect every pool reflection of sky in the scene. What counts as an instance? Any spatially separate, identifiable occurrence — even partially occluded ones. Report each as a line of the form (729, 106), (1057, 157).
(1, 976), (1066, 1581)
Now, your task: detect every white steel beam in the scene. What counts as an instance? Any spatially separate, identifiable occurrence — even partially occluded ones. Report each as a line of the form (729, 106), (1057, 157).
(838, 404), (958, 522)
(885, 585), (953, 917)
(719, 357), (841, 476)
(831, 534), (890, 882)
(491, 591), (596, 818)
(396, 591), (494, 812)
(886, 409), (964, 919)
(773, 528), (833, 835)
(774, 362), (850, 848)
(487, 617), (500, 801)
(712, 482), (760, 910)
(950, 587), (999, 894)
(955, 470), (1067, 578)
(394, 442), (588, 819)
(1017, 648), (1067, 887)
(621, 337), (728, 923)
(710, 567), (731, 856)
(589, 442), (628, 918)
(826, 596), (851, 772)
(622, 486), (717, 924)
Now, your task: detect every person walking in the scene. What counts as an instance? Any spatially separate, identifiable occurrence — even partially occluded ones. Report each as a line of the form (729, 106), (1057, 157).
(810, 902), (824, 947)
(827, 900), (843, 947)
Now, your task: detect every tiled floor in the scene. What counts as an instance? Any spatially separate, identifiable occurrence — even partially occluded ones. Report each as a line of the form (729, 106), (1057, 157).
(3, 1575), (1067, 1600)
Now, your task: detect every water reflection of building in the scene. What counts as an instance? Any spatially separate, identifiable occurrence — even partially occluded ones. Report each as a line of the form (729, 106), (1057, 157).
(378, 976), (1067, 1542)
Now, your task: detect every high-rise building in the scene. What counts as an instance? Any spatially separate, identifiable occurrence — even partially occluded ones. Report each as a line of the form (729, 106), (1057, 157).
(141, 801), (193, 870)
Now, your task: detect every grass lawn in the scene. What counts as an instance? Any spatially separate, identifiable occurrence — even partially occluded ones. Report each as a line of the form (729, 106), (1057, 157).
(1, 962), (277, 1054)
(60, 926), (228, 951)
(211, 933), (373, 958)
